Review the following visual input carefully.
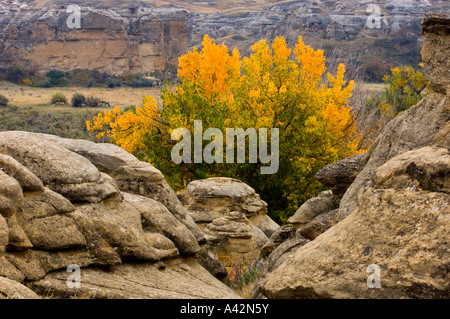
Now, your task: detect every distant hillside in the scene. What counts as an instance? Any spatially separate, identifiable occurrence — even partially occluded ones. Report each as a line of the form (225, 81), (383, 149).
(1, 1), (449, 81)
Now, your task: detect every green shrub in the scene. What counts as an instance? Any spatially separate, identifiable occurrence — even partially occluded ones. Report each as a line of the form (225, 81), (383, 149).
(5, 64), (24, 83)
(0, 94), (9, 107)
(128, 78), (154, 88)
(71, 93), (86, 107)
(107, 78), (122, 88)
(86, 96), (101, 107)
(51, 92), (67, 104)
(45, 70), (67, 87)
(124, 105), (137, 113)
(232, 35), (246, 41)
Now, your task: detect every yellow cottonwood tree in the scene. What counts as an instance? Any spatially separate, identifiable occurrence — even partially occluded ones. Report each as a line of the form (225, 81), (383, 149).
(87, 35), (360, 223)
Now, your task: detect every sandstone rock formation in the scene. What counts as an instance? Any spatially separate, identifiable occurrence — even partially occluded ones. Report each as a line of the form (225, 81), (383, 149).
(288, 153), (368, 237)
(251, 225), (310, 299)
(288, 191), (340, 230)
(258, 14), (450, 299)
(179, 178), (278, 267)
(0, 276), (39, 299)
(0, 131), (239, 299)
(0, 6), (188, 75)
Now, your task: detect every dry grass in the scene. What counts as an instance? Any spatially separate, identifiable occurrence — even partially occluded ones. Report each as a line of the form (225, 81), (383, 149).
(235, 280), (258, 299)
(0, 81), (161, 112)
(360, 82), (387, 94)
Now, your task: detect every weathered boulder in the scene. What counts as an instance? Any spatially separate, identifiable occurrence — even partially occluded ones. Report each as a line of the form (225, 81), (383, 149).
(5, 249), (110, 282)
(31, 259), (238, 299)
(252, 236), (310, 299)
(0, 131), (240, 299)
(76, 198), (179, 262)
(315, 153), (369, 196)
(0, 276), (40, 299)
(260, 185), (450, 299)
(206, 211), (253, 239)
(0, 215), (8, 255)
(181, 178), (279, 267)
(288, 191), (340, 229)
(338, 93), (450, 220)
(260, 225), (297, 259)
(181, 178), (269, 223)
(432, 122), (450, 149)
(0, 154), (44, 192)
(421, 14), (450, 94)
(337, 14), (450, 221)
(5, 213), (33, 252)
(39, 135), (165, 183)
(14, 186), (86, 251)
(373, 146), (450, 193)
(22, 215), (87, 251)
(0, 131), (101, 189)
(19, 187), (76, 220)
(197, 247), (228, 280)
(0, 170), (23, 218)
(39, 134), (205, 245)
(205, 211), (260, 267)
(50, 173), (122, 204)
(297, 209), (339, 241)
(124, 193), (200, 256)
(127, 179), (206, 245)
(67, 210), (122, 266)
(0, 256), (24, 282)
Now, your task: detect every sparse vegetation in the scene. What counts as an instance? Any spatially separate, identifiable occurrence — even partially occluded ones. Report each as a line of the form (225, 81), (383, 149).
(227, 263), (262, 298)
(355, 65), (429, 150)
(232, 35), (247, 41)
(0, 104), (98, 140)
(45, 70), (67, 87)
(71, 93), (86, 107)
(0, 94), (9, 107)
(86, 95), (101, 107)
(51, 92), (67, 104)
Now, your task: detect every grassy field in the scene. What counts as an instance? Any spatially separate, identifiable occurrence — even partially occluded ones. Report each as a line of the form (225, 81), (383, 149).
(1, 81), (385, 111)
(0, 80), (386, 143)
(360, 82), (386, 94)
(0, 81), (161, 112)
(0, 82), (161, 141)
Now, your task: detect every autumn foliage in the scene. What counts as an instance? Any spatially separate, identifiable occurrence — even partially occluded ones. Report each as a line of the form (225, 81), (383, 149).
(356, 65), (429, 150)
(87, 35), (360, 223)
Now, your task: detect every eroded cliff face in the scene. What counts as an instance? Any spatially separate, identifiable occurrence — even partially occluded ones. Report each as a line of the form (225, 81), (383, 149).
(1, 0), (448, 77)
(0, 6), (188, 75)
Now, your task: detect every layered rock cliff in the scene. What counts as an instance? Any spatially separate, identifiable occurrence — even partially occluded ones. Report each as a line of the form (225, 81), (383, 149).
(0, 5), (188, 75)
(1, 0), (448, 77)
